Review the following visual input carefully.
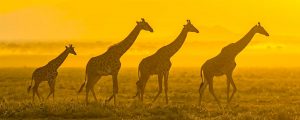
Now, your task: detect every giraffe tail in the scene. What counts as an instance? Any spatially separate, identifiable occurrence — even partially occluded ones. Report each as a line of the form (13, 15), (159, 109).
(78, 72), (87, 94)
(27, 75), (34, 93)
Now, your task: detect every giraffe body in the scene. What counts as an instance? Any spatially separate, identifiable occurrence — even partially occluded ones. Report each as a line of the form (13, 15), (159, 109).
(199, 23), (269, 108)
(139, 55), (172, 75)
(135, 20), (199, 104)
(203, 43), (237, 76)
(78, 18), (153, 104)
(28, 45), (76, 101)
(32, 67), (58, 83)
(87, 53), (121, 76)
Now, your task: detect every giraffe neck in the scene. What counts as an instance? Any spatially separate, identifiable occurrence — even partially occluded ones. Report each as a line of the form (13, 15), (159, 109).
(107, 25), (142, 58)
(47, 49), (69, 70)
(157, 28), (189, 58)
(232, 26), (257, 54)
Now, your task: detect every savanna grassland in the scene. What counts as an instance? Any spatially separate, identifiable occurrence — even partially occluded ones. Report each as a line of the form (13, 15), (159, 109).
(0, 67), (300, 119)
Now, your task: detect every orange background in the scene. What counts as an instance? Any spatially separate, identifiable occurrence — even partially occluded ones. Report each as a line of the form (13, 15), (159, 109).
(0, 0), (299, 68)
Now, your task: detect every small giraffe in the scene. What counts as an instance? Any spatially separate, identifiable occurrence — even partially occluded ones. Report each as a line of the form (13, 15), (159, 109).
(27, 44), (77, 101)
(78, 18), (153, 104)
(134, 20), (199, 104)
(199, 22), (269, 108)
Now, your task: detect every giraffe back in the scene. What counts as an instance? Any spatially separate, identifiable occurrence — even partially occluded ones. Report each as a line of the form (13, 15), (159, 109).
(139, 54), (171, 75)
(86, 53), (121, 76)
(32, 65), (58, 81)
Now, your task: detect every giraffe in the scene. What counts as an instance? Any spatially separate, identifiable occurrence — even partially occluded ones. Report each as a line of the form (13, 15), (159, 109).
(134, 20), (199, 104)
(27, 44), (77, 101)
(199, 22), (269, 108)
(78, 18), (153, 104)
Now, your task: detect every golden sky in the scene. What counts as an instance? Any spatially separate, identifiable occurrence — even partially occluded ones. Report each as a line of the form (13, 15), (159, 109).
(0, 0), (299, 68)
(0, 0), (300, 40)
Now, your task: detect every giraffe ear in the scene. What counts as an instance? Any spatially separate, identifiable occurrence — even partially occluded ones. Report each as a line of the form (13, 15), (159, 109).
(65, 46), (69, 49)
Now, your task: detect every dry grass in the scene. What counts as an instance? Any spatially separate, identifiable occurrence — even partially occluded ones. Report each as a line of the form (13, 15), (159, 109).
(0, 67), (300, 119)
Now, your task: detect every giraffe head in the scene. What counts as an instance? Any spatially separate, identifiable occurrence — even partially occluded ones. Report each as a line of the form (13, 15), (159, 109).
(137, 18), (154, 32)
(65, 44), (77, 55)
(255, 22), (269, 36)
(184, 20), (199, 33)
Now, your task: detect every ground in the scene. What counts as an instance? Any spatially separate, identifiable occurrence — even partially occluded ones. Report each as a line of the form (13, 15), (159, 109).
(0, 67), (299, 119)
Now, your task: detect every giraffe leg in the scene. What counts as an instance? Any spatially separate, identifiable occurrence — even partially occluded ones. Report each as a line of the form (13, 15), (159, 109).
(36, 85), (42, 101)
(33, 81), (41, 101)
(52, 80), (55, 100)
(106, 73), (119, 105)
(134, 75), (147, 101)
(85, 75), (100, 104)
(32, 82), (38, 102)
(134, 80), (141, 99)
(47, 79), (55, 100)
(228, 74), (237, 103)
(113, 73), (118, 105)
(152, 74), (163, 103)
(32, 82), (36, 101)
(85, 87), (90, 104)
(226, 73), (232, 103)
(199, 80), (208, 105)
(90, 76), (100, 102)
(208, 77), (221, 108)
(85, 79), (92, 104)
(46, 89), (53, 100)
(52, 74), (57, 100)
(164, 72), (169, 104)
(140, 84), (145, 102)
(91, 87), (97, 101)
(32, 89), (36, 102)
(140, 74), (150, 103)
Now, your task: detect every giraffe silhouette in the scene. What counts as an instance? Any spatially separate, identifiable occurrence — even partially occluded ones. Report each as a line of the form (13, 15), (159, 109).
(199, 22), (269, 108)
(78, 18), (153, 104)
(27, 44), (77, 101)
(134, 20), (199, 104)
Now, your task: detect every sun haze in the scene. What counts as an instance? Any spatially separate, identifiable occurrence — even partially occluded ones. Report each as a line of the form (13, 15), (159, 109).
(0, 0), (299, 68)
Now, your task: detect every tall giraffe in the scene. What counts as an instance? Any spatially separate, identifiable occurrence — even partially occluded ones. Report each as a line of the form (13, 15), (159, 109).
(27, 44), (77, 101)
(78, 18), (153, 104)
(134, 20), (199, 104)
(199, 23), (269, 108)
